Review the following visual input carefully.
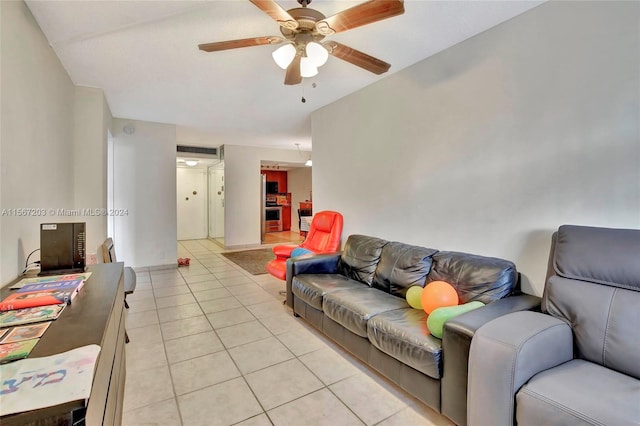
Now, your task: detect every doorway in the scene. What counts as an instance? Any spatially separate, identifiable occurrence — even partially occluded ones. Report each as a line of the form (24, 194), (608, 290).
(259, 161), (310, 247)
(176, 156), (224, 243)
(177, 167), (208, 240)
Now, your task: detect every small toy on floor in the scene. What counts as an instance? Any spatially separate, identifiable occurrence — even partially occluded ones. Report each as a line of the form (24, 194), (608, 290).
(177, 257), (190, 266)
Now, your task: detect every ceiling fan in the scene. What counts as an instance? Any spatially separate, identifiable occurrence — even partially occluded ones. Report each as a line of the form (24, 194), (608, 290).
(198, 0), (405, 85)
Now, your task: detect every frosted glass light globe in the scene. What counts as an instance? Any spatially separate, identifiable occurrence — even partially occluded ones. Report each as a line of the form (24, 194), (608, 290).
(272, 44), (296, 69)
(300, 57), (318, 77)
(306, 42), (328, 67)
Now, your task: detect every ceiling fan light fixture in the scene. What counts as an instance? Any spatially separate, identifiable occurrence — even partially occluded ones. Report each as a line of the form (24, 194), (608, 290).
(199, 0), (405, 85)
(300, 57), (318, 78)
(306, 42), (328, 67)
(272, 43), (296, 69)
(305, 158), (312, 167)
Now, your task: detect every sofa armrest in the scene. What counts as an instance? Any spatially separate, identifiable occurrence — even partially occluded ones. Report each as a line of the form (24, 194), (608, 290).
(285, 253), (342, 307)
(273, 244), (297, 259)
(467, 311), (573, 426)
(440, 294), (541, 426)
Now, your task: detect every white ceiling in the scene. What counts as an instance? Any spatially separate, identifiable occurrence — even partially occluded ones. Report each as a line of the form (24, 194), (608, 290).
(25, 0), (543, 151)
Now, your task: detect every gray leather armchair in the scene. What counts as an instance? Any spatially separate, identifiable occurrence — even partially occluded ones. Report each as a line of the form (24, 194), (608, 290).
(467, 225), (640, 425)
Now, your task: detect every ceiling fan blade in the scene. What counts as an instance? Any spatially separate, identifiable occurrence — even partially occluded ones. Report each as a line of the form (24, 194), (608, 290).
(198, 36), (283, 52)
(284, 54), (302, 85)
(315, 0), (404, 35)
(324, 41), (391, 75)
(249, 0), (299, 30)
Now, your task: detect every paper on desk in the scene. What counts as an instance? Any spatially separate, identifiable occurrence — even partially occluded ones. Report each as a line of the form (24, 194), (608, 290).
(10, 272), (93, 289)
(0, 344), (100, 416)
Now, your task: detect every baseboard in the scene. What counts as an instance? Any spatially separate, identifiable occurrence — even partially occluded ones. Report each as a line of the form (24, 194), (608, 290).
(133, 263), (177, 272)
(209, 237), (225, 249)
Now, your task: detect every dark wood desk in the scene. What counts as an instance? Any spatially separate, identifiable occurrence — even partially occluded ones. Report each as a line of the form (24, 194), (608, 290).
(0, 263), (127, 425)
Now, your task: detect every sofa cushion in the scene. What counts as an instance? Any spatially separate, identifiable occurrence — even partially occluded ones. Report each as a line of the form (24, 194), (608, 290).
(427, 251), (517, 304)
(372, 242), (438, 297)
(516, 359), (640, 425)
(323, 287), (408, 337)
(338, 235), (388, 286)
(292, 274), (362, 311)
(368, 308), (443, 379)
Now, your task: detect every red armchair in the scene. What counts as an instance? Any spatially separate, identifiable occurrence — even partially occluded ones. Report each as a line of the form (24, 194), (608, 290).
(266, 211), (344, 280)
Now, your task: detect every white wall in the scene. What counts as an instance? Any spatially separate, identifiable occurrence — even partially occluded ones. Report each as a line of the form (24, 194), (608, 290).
(111, 119), (177, 269)
(1, 1), (214, 278)
(1, 1), (75, 284)
(74, 87), (111, 259)
(312, 1), (640, 296)
(288, 167), (312, 232)
(223, 145), (309, 247)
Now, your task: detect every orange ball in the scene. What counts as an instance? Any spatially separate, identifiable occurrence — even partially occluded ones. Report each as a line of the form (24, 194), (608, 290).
(421, 281), (458, 314)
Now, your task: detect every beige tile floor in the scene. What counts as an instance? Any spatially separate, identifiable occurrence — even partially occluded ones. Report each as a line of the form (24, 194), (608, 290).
(122, 239), (454, 426)
(262, 231), (305, 245)
(212, 231), (303, 250)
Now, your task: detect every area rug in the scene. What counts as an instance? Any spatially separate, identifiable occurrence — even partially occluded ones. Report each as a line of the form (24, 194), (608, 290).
(221, 248), (275, 275)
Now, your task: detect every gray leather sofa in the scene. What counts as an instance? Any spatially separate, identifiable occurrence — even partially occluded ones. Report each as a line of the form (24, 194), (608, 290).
(467, 225), (640, 425)
(285, 234), (540, 425)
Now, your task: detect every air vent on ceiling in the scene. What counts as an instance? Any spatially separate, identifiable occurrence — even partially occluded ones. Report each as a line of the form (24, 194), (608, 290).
(176, 145), (218, 156)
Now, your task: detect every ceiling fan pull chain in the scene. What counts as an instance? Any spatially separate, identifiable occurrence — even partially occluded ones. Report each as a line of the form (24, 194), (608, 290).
(301, 81), (306, 103)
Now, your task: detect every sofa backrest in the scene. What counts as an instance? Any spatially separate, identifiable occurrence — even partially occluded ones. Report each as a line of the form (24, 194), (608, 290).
(373, 242), (438, 297)
(338, 235), (388, 286)
(300, 210), (343, 253)
(427, 251), (518, 304)
(338, 235), (518, 305)
(542, 225), (640, 379)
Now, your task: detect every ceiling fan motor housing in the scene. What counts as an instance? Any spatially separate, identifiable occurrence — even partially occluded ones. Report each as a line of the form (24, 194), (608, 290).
(280, 7), (327, 41)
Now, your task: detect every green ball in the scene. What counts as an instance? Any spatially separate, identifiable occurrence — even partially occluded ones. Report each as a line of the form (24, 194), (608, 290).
(406, 286), (423, 309)
(427, 301), (485, 339)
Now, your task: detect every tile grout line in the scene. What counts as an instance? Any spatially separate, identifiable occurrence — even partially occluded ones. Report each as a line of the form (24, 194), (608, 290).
(174, 241), (274, 424)
(152, 258), (187, 426)
(203, 242), (365, 423)
(209, 240), (357, 423)
(176, 241), (320, 424)
(187, 245), (276, 424)
(128, 239), (414, 426)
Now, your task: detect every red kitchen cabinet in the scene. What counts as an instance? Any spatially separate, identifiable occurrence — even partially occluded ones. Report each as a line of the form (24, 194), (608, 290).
(282, 206), (291, 231)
